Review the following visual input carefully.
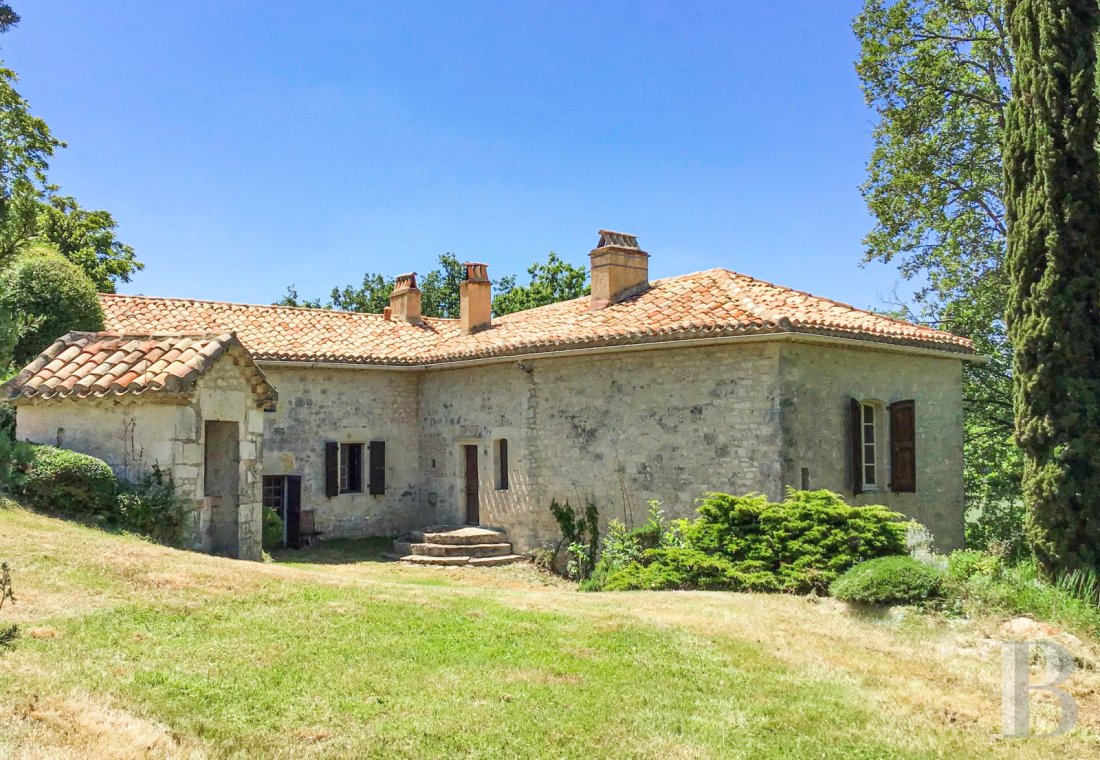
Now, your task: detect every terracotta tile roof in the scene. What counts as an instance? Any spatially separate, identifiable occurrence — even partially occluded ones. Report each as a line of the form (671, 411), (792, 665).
(98, 269), (973, 367)
(2, 332), (278, 408)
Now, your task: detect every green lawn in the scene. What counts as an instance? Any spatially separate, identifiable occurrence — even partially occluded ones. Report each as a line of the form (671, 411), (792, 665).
(0, 502), (1096, 759)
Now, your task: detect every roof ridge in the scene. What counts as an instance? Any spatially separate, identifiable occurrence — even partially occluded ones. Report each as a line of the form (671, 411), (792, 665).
(101, 293), (465, 324)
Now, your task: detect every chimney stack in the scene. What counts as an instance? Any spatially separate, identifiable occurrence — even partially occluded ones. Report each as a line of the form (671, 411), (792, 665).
(589, 230), (649, 309)
(460, 262), (492, 335)
(389, 273), (422, 324)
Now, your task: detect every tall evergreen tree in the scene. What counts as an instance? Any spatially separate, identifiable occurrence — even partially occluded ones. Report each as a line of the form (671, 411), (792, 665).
(1004, 0), (1100, 573)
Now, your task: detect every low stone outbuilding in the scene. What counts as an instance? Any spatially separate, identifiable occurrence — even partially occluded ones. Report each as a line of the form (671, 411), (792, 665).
(3, 331), (277, 559)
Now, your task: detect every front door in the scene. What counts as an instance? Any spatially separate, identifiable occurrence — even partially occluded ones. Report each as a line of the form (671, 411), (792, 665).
(464, 445), (480, 525)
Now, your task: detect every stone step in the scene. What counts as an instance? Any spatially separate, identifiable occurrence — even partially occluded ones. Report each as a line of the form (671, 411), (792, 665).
(398, 553), (525, 567)
(411, 526), (508, 546)
(408, 542), (513, 558)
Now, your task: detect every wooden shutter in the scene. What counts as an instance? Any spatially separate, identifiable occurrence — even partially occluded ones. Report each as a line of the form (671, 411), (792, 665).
(368, 441), (386, 495)
(499, 439), (509, 490)
(889, 400), (916, 492)
(849, 398), (863, 495)
(324, 441), (339, 498)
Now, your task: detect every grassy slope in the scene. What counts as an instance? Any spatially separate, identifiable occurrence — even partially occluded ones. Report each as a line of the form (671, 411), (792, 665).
(0, 503), (1097, 759)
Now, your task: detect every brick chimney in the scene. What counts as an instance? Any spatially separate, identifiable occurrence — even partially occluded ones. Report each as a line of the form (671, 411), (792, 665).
(589, 230), (649, 309)
(389, 273), (422, 324)
(460, 262), (492, 335)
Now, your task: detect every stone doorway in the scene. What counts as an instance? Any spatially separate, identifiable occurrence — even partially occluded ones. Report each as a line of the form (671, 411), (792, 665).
(204, 420), (240, 556)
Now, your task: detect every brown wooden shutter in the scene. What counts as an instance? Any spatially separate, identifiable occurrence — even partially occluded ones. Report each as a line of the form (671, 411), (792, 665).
(368, 441), (386, 495)
(889, 400), (916, 492)
(849, 398), (863, 495)
(286, 475), (302, 548)
(324, 441), (339, 498)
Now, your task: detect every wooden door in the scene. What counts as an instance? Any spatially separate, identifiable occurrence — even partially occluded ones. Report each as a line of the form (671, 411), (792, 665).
(464, 445), (480, 525)
(285, 476), (302, 548)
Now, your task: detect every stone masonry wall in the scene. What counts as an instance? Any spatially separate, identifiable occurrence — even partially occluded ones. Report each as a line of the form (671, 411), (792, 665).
(417, 342), (786, 552)
(14, 353), (265, 559)
(259, 366), (429, 538)
(778, 342), (966, 550)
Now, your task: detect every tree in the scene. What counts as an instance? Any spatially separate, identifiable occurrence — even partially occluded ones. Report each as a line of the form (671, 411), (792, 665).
(853, 1), (1023, 535)
(34, 196), (142, 292)
(1003, 0), (1100, 575)
(0, 67), (63, 268)
(0, 4), (19, 36)
(492, 252), (589, 316)
(0, 245), (105, 365)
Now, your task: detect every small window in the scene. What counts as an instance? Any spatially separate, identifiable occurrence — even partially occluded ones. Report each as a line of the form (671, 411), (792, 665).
(262, 476), (286, 517)
(861, 402), (879, 489)
(339, 443), (364, 493)
(495, 439), (509, 491)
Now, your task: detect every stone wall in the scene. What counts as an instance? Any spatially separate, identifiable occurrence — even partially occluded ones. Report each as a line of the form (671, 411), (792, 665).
(777, 341), (966, 550)
(14, 353), (266, 560)
(417, 342), (786, 552)
(259, 366), (429, 538)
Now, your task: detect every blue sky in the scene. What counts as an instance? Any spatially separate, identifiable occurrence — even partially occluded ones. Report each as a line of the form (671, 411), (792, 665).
(2, 1), (902, 309)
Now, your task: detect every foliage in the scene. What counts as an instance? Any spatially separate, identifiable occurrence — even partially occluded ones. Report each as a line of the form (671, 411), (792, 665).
(600, 489), (909, 594)
(262, 507), (284, 552)
(0, 433), (30, 490)
(279, 251), (587, 319)
(548, 498), (599, 580)
(582, 519), (640, 591)
(944, 550), (1100, 635)
(34, 195), (142, 292)
(603, 547), (783, 592)
(492, 252), (589, 315)
(0, 66), (63, 269)
(19, 445), (117, 518)
(0, 4), (18, 35)
(853, 1), (1023, 538)
(0, 560), (15, 652)
(1003, 0), (1100, 575)
(964, 496), (1028, 560)
(830, 556), (943, 605)
(0, 245), (105, 365)
(116, 465), (189, 546)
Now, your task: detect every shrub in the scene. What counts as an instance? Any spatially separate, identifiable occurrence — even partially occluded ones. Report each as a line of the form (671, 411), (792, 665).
(548, 499), (599, 580)
(116, 465), (189, 545)
(0, 434), (32, 492)
(0, 561), (17, 652)
(830, 556), (943, 605)
(21, 445), (116, 517)
(262, 507), (284, 551)
(596, 489), (909, 594)
(582, 519), (641, 591)
(0, 245), (105, 366)
(604, 547), (782, 592)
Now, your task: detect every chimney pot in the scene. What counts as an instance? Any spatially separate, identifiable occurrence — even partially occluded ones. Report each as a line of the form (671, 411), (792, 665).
(389, 273), (422, 324)
(460, 262), (492, 334)
(589, 230), (649, 309)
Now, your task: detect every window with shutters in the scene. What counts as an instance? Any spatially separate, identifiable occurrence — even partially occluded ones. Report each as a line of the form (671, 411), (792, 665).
(339, 443), (364, 493)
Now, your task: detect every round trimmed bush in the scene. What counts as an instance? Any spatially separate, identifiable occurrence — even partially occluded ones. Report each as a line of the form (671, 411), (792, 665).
(22, 445), (117, 516)
(829, 556), (943, 605)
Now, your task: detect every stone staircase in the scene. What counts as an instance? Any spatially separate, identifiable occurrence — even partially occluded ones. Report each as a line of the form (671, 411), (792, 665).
(395, 525), (524, 567)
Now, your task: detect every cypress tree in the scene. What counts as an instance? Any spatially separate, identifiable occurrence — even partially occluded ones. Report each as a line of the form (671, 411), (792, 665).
(1004, 0), (1100, 574)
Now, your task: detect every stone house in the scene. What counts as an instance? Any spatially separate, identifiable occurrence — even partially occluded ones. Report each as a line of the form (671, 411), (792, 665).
(4, 231), (976, 559)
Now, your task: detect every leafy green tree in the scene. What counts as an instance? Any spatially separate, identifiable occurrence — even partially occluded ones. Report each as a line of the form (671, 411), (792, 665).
(1003, 0), (1100, 575)
(853, 1), (1022, 530)
(34, 196), (142, 292)
(279, 253), (580, 319)
(0, 245), (105, 365)
(0, 4), (19, 36)
(492, 252), (589, 316)
(0, 67), (63, 268)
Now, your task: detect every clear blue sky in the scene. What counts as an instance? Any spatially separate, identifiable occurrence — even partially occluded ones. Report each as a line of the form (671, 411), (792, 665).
(3, 0), (903, 309)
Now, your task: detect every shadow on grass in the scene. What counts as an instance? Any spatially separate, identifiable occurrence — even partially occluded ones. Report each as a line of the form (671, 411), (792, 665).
(271, 537), (397, 566)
